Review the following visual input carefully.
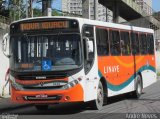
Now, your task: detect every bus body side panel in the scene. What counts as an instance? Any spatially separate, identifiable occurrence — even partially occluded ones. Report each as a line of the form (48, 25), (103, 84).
(137, 55), (156, 88)
(82, 56), (100, 102)
(98, 54), (156, 97)
(98, 56), (135, 97)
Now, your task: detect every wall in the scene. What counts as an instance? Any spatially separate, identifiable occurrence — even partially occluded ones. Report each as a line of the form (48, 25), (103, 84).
(156, 50), (160, 73)
(0, 29), (9, 97)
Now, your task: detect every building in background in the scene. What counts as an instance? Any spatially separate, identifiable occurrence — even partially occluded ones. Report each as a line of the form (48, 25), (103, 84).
(134, 0), (152, 15)
(61, 0), (152, 22)
(61, 0), (112, 22)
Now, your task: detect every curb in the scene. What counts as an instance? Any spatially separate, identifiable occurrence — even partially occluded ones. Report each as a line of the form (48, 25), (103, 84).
(0, 95), (10, 99)
(0, 104), (32, 114)
(0, 98), (32, 113)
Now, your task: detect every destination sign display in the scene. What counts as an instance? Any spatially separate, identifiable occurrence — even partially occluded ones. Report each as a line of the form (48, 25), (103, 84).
(10, 19), (79, 34)
(20, 21), (69, 31)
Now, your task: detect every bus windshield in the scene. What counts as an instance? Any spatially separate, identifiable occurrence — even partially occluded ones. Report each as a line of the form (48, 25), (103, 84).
(10, 34), (82, 72)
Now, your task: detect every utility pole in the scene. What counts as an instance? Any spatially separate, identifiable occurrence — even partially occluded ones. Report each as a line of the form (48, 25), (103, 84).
(82, 0), (90, 19)
(28, 0), (33, 17)
(94, 0), (98, 20)
(26, 0), (28, 18)
(18, 0), (22, 19)
(112, 1), (119, 23)
(42, 0), (52, 16)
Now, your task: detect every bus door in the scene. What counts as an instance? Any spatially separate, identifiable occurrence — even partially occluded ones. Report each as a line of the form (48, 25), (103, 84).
(82, 25), (98, 101)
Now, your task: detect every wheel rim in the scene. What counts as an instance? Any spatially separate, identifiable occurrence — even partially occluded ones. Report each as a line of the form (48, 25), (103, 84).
(136, 76), (142, 96)
(137, 82), (142, 95)
(97, 84), (103, 106)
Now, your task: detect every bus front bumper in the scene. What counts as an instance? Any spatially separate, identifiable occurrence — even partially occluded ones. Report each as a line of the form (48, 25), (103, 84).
(11, 84), (84, 104)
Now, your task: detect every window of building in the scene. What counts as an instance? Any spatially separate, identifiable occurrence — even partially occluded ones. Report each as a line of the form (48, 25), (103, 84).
(110, 30), (121, 56)
(96, 28), (109, 56)
(120, 31), (131, 55)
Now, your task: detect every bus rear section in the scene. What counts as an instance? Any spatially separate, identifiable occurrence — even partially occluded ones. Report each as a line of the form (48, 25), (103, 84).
(96, 25), (156, 97)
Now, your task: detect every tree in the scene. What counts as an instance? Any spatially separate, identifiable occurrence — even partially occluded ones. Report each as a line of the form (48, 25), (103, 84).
(0, 0), (6, 9)
(153, 11), (160, 21)
(52, 9), (61, 16)
(0, 0), (9, 17)
(9, 0), (26, 21)
(36, 0), (56, 16)
(33, 7), (42, 17)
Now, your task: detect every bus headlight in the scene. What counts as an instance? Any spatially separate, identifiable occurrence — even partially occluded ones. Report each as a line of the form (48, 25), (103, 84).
(10, 75), (23, 90)
(62, 78), (82, 90)
(11, 81), (23, 90)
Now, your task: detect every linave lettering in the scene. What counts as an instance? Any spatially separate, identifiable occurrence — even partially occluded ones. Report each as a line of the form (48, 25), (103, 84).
(104, 65), (120, 74)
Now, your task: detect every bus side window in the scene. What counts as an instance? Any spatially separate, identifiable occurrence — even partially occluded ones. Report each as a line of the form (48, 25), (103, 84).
(96, 28), (109, 56)
(83, 25), (94, 74)
(120, 31), (131, 56)
(147, 34), (154, 55)
(110, 30), (121, 56)
(140, 34), (147, 55)
(131, 33), (139, 55)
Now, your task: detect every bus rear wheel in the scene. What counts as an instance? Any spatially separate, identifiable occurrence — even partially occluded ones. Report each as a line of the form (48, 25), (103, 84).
(90, 81), (104, 110)
(35, 105), (49, 111)
(133, 75), (143, 98)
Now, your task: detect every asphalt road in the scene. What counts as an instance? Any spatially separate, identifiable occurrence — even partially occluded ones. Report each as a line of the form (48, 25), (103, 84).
(1, 78), (160, 119)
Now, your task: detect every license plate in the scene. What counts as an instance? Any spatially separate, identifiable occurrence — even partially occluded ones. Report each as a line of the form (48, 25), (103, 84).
(35, 94), (48, 98)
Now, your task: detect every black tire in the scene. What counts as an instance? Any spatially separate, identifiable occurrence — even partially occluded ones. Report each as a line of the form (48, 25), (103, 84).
(132, 75), (143, 99)
(35, 105), (49, 111)
(90, 81), (104, 110)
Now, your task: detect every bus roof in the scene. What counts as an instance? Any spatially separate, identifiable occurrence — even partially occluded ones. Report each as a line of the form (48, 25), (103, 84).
(11, 16), (154, 34)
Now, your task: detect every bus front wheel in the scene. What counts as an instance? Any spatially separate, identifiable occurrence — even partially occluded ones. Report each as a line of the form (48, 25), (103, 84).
(90, 81), (104, 110)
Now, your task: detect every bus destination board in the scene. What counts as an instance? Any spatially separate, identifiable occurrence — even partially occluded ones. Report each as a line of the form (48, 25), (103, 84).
(20, 21), (69, 31)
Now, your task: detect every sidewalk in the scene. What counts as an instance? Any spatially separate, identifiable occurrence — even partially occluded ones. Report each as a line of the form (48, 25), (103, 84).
(0, 98), (31, 113)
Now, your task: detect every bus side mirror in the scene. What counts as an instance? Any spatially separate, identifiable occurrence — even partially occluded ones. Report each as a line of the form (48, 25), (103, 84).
(2, 33), (10, 58)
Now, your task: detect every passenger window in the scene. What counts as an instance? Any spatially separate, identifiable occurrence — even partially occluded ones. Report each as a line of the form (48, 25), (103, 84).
(131, 33), (140, 55)
(120, 31), (131, 55)
(140, 34), (147, 55)
(110, 30), (121, 56)
(96, 28), (109, 56)
(147, 34), (154, 55)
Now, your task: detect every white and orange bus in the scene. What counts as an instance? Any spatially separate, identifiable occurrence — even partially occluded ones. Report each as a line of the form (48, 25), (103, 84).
(2, 17), (157, 110)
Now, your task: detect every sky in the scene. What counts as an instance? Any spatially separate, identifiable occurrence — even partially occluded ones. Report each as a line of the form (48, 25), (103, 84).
(52, 0), (61, 10)
(152, 0), (160, 12)
(33, 0), (62, 10)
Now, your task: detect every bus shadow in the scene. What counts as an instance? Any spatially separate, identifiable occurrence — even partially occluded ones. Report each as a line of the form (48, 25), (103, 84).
(8, 102), (87, 115)
(104, 92), (146, 106)
(1, 93), (150, 115)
